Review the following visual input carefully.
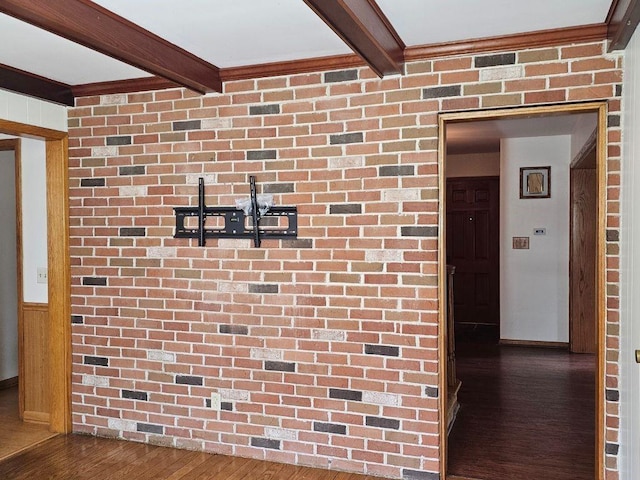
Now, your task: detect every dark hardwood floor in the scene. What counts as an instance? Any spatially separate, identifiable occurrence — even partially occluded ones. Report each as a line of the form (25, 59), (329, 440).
(448, 343), (596, 480)
(0, 434), (385, 480)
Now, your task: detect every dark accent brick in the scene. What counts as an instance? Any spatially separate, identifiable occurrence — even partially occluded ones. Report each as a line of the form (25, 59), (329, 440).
(282, 239), (313, 249)
(423, 85), (461, 99)
(173, 120), (201, 131)
(401, 226), (438, 237)
(251, 437), (281, 449)
(247, 149), (277, 160)
(250, 104), (280, 115)
(475, 53), (516, 68)
(265, 361), (296, 372)
(205, 398), (211, 408)
(330, 204), (362, 215)
(403, 469), (440, 480)
(84, 356), (108, 366)
(313, 422), (347, 434)
(71, 315), (84, 324)
(606, 443), (619, 455)
(219, 324), (249, 335)
(80, 178), (105, 187)
(365, 344), (400, 357)
(324, 69), (358, 83)
(607, 229), (620, 242)
(330, 132), (364, 145)
(366, 416), (400, 430)
(249, 284), (279, 294)
(221, 402), (233, 411)
(424, 386), (439, 398)
(137, 423), (164, 434)
(379, 165), (415, 177)
(175, 375), (203, 386)
(616, 84), (622, 97)
(119, 165), (145, 176)
(122, 390), (148, 401)
(263, 183), (294, 194)
(119, 227), (146, 237)
(106, 135), (132, 146)
(329, 388), (362, 402)
(259, 216), (280, 227)
(608, 115), (620, 128)
(82, 277), (107, 286)
(606, 389), (620, 402)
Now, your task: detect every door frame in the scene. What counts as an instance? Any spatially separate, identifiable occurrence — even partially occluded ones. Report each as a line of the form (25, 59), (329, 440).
(437, 102), (607, 479)
(0, 118), (71, 434)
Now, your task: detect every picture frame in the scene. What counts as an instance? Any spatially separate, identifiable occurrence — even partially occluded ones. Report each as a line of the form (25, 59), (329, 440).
(520, 166), (550, 199)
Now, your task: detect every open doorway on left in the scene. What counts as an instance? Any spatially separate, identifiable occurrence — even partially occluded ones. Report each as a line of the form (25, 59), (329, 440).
(0, 139), (56, 462)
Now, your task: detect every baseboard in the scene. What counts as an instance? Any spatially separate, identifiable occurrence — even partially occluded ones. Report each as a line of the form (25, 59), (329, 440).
(23, 411), (50, 425)
(0, 376), (18, 390)
(499, 339), (569, 349)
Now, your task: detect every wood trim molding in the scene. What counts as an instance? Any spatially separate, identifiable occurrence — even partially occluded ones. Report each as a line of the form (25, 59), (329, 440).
(221, 54), (364, 83)
(571, 128), (598, 168)
(0, 119), (66, 140)
(71, 76), (179, 98)
(0, 63), (74, 106)
(46, 137), (72, 434)
(607, 0), (640, 50)
(406, 23), (608, 62)
(0, 0), (221, 94)
(438, 102), (608, 480)
(303, 0), (405, 76)
(499, 339), (570, 349)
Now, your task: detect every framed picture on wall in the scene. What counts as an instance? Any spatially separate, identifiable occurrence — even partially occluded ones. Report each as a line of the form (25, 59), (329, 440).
(520, 166), (550, 199)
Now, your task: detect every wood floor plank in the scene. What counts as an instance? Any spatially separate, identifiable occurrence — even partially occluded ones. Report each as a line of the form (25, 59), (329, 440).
(447, 343), (596, 480)
(0, 387), (57, 462)
(0, 434), (383, 479)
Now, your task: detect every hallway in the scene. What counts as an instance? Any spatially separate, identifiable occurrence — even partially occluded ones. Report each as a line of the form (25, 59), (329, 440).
(448, 345), (596, 480)
(0, 386), (56, 462)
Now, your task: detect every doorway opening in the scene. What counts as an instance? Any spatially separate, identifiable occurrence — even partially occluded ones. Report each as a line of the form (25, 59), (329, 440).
(0, 119), (72, 461)
(438, 103), (606, 480)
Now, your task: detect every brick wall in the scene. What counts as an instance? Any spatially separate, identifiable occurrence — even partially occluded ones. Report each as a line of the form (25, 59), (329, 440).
(68, 40), (623, 479)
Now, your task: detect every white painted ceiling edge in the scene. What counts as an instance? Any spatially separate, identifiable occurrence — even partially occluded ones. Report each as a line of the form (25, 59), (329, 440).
(0, 0), (614, 86)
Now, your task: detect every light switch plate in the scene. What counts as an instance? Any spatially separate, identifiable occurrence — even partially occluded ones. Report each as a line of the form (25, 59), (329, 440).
(37, 267), (48, 284)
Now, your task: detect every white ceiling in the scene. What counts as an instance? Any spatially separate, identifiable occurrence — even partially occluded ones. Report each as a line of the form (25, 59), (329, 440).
(446, 113), (598, 154)
(0, 0), (614, 88)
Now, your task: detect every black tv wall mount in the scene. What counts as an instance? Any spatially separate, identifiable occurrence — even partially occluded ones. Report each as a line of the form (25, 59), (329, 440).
(173, 176), (297, 248)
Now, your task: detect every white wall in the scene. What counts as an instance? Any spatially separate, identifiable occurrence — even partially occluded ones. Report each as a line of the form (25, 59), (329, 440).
(500, 136), (571, 343)
(0, 89), (67, 132)
(0, 150), (18, 381)
(620, 26), (640, 480)
(21, 138), (48, 304)
(446, 151), (500, 177)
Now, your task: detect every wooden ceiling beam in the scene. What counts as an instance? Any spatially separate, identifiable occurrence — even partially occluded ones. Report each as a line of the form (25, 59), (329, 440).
(303, 0), (405, 77)
(0, 63), (74, 106)
(0, 0), (221, 94)
(607, 0), (640, 50)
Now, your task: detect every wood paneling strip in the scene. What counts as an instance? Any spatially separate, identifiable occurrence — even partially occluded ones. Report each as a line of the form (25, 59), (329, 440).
(21, 303), (49, 424)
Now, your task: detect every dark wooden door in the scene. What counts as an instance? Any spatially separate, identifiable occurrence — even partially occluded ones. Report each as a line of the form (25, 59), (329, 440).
(446, 177), (500, 330)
